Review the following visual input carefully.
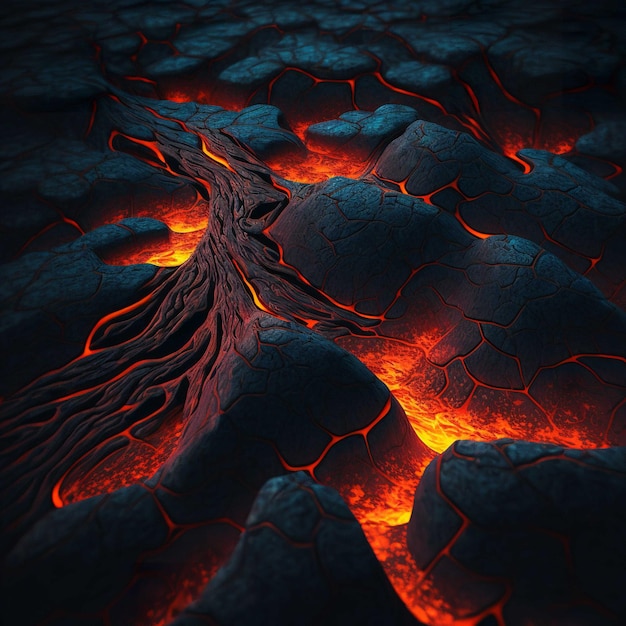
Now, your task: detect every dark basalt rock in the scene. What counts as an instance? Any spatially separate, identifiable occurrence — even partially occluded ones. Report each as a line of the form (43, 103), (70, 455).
(106, 97), (305, 163)
(576, 122), (626, 161)
(270, 174), (626, 445)
(305, 105), (419, 160)
(374, 121), (626, 307)
(1, 2), (626, 626)
(0, 219), (165, 395)
(217, 105), (305, 161)
(407, 440), (626, 625)
(384, 61), (453, 100)
(169, 472), (421, 626)
(2, 318), (427, 624)
(390, 20), (503, 65)
(488, 30), (618, 105)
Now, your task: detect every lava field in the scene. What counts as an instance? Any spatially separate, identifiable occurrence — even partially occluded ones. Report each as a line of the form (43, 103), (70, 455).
(1, 1), (626, 625)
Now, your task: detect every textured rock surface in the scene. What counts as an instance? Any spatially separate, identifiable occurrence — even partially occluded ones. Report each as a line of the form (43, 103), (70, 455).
(407, 440), (626, 625)
(170, 473), (420, 626)
(305, 105), (419, 159)
(0, 219), (166, 395)
(0, 1), (625, 626)
(2, 316), (427, 624)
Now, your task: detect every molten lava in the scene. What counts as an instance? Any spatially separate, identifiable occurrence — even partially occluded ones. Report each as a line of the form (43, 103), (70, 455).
(97, 187), (208, 266)
(342, 337), (602, 453)
(266, 150), (368, 184)
(53, 405), (185, 507)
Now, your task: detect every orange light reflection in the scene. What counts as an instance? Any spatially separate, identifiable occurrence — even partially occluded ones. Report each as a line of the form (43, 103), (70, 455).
(55, 405), (185, 507)
(96, 189), (208, 266)
(267, 150), (367, 184)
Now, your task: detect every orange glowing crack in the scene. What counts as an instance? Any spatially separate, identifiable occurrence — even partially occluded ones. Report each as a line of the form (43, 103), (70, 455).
(82, 292), (154, 357)
(232, 258), (287, 320)
(50, 330), (198, 409)
(143, 104), (236, 174)
(156, 45), (600, 191)
(52, 395), (185, 508)
(200, 139), (236, 172)
(354, 446), (513, 626)
(267, 237), (388, 321)
(373, 170), (492, 239)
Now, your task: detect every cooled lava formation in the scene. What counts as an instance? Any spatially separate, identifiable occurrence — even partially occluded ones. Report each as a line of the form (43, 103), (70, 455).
(1, 1), (625, 625)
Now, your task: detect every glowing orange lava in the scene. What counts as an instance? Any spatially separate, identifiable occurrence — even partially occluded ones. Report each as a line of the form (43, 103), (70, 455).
(267, 150), (368, 184)
(97, 188), (208, 266)
(344, 337), (600, 453)
(499, 127), (577, 174)
(100, 229), (204, 266)
(53, 405), (185, 507)
(82, 65), (607, 626)
(333, 322), (616, 624)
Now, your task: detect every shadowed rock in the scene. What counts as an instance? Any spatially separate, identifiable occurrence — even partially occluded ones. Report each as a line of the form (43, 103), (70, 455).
(407, 440), (626, 625)
(169, 472), (421, 626)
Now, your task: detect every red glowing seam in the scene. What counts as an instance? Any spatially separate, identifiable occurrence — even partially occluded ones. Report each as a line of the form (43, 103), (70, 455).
(263, 66), (359, 112)
(527, 353), (626, 392)
(372, 170), (492, 239)
(507, 151), (533, 174)
(50, 330), (195, 407)
(481, 50), (538, 113)
(109, 128), (214, 197)
(109, 130), (169, 169)
(459, 114), (491, 142)
(347, 300), (613, 451)
(231, 259), (298, 326)
(109, 124), (218, 193)
(62, 214), (85, 234)
(16, 222), (62, 256)
(52, 386), (186, 508)
(231, 257), (282, 318)
(269, 175), (292, 199)
(452, 207), (490, 239)
(50, 401), (159, 508)
(130, 31), (179, 60)
(274, 395), (392, 477)
(85, 99), (97, 138)
(17, 210), (85, 256)
(573, 152), (623, 181)
(123, 75), (157, 85)
(143, 105), (239, 175)
(272, 240), (387, 321)
(372, 71), (494, 145)
(606, 163), (623, 180)
(546, 75), (596, 99)
(157, 49), (593, 176)
(245, 520), (315, 548)
(200, 140), (236, 173)
(258, 63), (490, 147)
(481, 49), (541, 146)
(453, 70), (482, 116)
(416, 451), (511, 626)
